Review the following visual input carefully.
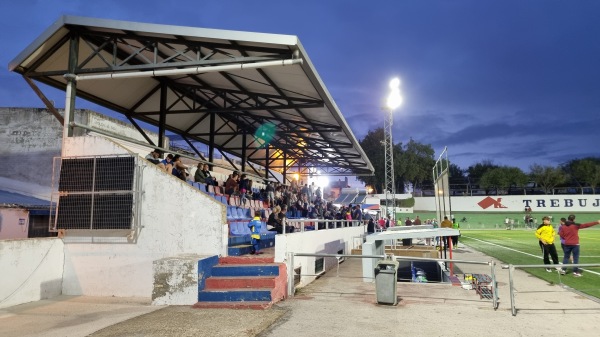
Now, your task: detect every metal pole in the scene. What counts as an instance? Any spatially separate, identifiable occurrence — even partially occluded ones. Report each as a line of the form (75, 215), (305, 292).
(287, 252), (295, 297)
(508, 264), (516, 316)
(490, 261), (498, 310)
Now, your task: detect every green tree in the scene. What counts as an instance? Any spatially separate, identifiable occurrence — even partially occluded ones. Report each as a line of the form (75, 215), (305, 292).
(570, 159), (600, 194)
(357, 128), (405, 193)
(479, 166), (528, 195)
(397, 139), (435, 192)
(466, 160), (498, 194)
(357, 128), (385, 193)
(529, 164), (567, 195)
(448, 163), (466, 184)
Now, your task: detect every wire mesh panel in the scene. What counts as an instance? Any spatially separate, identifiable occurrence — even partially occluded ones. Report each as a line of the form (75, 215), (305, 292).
(52, 155), (138, 231)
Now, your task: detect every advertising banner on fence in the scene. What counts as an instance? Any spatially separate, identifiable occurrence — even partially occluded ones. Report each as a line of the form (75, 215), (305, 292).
(415, 195), (600, 213)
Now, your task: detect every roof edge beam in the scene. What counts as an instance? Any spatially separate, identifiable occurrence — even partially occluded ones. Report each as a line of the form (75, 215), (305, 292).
(72, 58), (303, 81)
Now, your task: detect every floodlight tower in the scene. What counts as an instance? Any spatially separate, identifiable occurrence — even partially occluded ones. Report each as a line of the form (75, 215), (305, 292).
(384, 77), (403, 219)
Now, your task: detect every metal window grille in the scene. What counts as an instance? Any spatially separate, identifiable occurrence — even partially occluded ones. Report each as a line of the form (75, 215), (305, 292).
(50, 155), (140, 232)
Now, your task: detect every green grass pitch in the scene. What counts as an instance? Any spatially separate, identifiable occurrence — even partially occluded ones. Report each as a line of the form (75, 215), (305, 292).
(460, 228), (600, 299)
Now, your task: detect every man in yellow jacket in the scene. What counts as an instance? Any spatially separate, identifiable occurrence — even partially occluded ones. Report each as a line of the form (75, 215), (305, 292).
(535, 216), (563, 273)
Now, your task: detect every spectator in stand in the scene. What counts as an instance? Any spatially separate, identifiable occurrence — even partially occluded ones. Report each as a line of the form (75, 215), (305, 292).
(297, 194), (309, 218)
(280, 204), (295, 233)
(145, 149), (161, 165)
(300, 183), (309, 197)
(352, 205), (363, 221)
(171, 155), (189, 181)
(225, 172), (239, 195)
(268, 206), (282, 234)
(194, 163), (217, 186)
(158, 153), (174, 173)
(238, 174), (250, 206)
(315, 186), (322, 202)
(558, 214), (600, 277)
(266, 182), (275, 207)
(274, 185), (282, 206)
(405, 217), (412, 226)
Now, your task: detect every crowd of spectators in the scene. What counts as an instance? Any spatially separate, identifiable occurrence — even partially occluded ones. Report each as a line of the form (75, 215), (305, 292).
(146, 149), (372, 227)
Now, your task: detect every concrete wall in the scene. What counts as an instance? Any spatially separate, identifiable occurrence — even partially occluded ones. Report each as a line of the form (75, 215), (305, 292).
(0, 208), (29, 240)
(0, 238), (64, 309)
(0, 107), (165, 200)
(275, 226), (365, 287)
(60, 135), (228, 298)
(415, 195), (600, 213)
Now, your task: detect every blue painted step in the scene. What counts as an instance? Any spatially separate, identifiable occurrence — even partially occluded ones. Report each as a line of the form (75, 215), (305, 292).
(228, 236), (275, 247)
(211, 264), (280, 277)
(228, 245), (253, 256)
(198, 288), (273, 302)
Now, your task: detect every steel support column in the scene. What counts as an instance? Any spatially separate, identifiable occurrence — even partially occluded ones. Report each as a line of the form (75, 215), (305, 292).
(158, 82), (167, 149)
(62, 33), (79, 157)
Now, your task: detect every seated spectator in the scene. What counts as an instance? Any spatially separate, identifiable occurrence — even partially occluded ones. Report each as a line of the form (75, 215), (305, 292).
(171, 155), (189, 181)
(280, 205), (295, 233)
(224, 172), (239, 195)
(195, 163), (217, 186)
(268, 206), (282, 233)
(157, 154), (174, 173)
(145, 149), (161, 165)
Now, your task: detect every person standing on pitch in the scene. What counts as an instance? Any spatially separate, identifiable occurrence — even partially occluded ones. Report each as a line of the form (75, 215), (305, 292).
(558, 214), (600, 277)
(535, 216), (563, 273)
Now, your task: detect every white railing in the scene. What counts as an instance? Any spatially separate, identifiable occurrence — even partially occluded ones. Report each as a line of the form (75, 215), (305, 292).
(283, 219), (367, 234)
(501, 263), (600, 316)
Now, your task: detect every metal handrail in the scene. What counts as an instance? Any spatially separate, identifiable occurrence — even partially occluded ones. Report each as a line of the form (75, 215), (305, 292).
(287, 251), (498, 310)
(501, 262), (600, 316)
(283, 219), (366, 234)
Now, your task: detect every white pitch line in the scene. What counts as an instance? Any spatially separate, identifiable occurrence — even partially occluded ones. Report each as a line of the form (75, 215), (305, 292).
(462, 235), (600, 277)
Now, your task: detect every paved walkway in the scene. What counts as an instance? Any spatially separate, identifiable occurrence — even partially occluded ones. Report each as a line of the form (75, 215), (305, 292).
(1, 245), (599, 337)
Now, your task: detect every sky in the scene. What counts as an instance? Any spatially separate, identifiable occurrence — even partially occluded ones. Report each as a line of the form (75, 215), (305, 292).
(1, 0), (599, 173)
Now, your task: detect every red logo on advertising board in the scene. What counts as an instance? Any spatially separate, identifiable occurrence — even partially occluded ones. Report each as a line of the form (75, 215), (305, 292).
(478, 197), (507, 209)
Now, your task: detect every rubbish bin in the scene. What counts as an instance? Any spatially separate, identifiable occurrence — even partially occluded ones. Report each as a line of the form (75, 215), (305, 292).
(374, 256), (399, 305)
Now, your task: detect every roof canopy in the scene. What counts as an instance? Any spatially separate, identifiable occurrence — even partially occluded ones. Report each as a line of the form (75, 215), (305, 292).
(9, 16), (374, 179)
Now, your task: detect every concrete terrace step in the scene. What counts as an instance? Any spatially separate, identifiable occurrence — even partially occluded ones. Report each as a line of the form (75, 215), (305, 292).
(205, 276), (277, 289)
(192, 301), (273, 310)
(211, 264), (281, 277)
(198, 288), (274, 302)
(219, 256), (275, 265)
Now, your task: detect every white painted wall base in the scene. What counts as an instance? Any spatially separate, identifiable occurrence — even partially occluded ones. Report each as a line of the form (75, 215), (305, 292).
(152, 254), (208, 305)
(0, 238), (64, 309)
(60, 136), (227, 298)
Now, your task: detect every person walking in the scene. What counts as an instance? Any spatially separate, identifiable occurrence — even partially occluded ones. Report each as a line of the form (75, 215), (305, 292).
(248, 210), (263, 254)
(535, 216), (562, 273)
(558, 214), (600, 277)
(451, 218), (460, 248)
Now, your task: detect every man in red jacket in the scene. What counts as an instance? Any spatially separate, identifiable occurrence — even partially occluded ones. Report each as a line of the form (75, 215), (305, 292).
(558, 214), (600, 277)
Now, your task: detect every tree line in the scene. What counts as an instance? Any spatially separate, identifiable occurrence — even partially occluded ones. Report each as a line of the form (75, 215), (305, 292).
(357, 127), (600, 195)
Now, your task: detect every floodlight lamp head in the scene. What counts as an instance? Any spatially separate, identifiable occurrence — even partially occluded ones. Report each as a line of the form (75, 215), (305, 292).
(386, 77), (403, 110)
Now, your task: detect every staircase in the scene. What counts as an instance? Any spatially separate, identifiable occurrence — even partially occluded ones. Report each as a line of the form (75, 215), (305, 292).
(193, 255), (287, 309)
